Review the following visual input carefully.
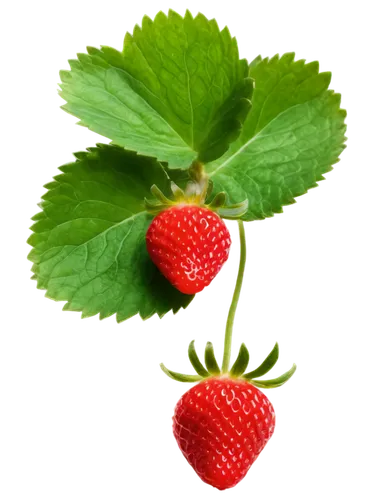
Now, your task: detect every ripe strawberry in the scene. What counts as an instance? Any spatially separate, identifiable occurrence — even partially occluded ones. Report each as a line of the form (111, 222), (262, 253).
(146, 205), (231, 294)
(173, 377), (275, 490)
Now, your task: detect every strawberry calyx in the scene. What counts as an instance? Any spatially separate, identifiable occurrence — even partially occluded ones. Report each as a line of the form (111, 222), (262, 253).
(160, 340), (296, 389)
(144, 161), (248, 220)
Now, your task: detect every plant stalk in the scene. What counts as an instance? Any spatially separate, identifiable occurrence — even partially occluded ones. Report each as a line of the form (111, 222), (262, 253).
(222, 220), (247, 373)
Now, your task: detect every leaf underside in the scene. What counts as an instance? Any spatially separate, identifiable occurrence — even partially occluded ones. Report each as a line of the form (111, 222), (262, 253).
(27, 144), (194, 322)
(59, 9), (252, 169)
(205, 53), (347, 221)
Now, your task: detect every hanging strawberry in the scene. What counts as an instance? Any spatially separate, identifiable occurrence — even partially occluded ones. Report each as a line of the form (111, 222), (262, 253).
(160, 221), (296, 489)
(144, 163), (247, 294)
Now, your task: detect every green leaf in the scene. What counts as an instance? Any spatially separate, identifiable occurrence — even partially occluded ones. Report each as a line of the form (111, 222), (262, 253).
(243, 343), (279, 380)
(188, 341), (210, 377)
(251, 364), (297, 389)
(229, 343), (250, 377)
(206, 53), (347, 220)
(59, 10), (252, 169)
(160, 364), (202, 383)
(27, 144), (194, 322)
(204, 342), (221, 375)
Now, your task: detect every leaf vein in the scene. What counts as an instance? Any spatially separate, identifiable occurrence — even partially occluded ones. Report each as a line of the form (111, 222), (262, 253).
(47, 212), (145, 281)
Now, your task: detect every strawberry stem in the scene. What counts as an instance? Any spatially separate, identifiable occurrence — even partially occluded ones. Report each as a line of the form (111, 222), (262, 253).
(222, 220), (247, 373)
(188, 160), (210, 203)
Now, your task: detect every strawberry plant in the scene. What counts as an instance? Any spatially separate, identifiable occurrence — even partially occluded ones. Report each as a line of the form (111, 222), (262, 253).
(27, 9), (346, 491)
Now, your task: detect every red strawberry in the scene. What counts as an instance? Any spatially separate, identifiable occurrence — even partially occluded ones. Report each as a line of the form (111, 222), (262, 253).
(146, 205), (231, 294)
(172, 377), (275, 490)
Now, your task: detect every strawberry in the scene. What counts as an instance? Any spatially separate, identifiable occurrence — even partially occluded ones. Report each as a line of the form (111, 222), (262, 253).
(146, 205), (231, 294)
(172, 377), (275, 490)
(147, 178), (295, 490)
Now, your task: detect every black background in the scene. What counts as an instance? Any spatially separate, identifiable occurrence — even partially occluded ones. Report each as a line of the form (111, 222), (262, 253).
(15, 2), (354, 498)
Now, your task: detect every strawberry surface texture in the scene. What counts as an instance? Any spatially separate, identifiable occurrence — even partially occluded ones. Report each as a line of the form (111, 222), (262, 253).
(146, 205), (231, 294)
(173, 377), (276, 490)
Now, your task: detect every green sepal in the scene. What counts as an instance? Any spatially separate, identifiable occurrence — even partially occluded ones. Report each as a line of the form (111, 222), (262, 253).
(144, 162), (211, 216)
(145, 156), (248, 221)
(204, 342), (221, 376)
(251, 364), (297, 388)
(229, 343), (250, 377)
(205, 179), (214, 201)
(170, 182), (185, 200)
(150, 184), (171, 204)
(217, 199), (249, 220)
(160, 363), (202, 383)
(188, 341), (210, 378)
(143, 199), (171, 214)
(206, 192), (227, 210)
(243, 343), (279, 380)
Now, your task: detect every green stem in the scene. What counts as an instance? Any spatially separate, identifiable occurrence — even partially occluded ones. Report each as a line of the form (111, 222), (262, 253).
(222, 220), (247, 373)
